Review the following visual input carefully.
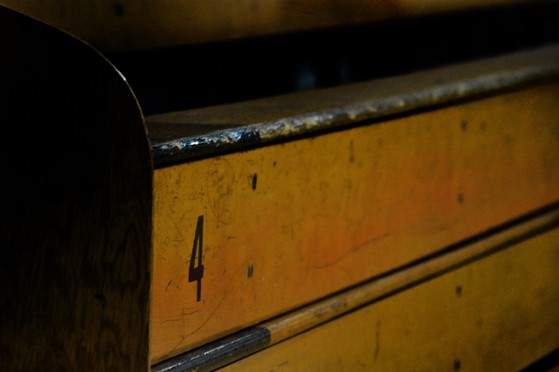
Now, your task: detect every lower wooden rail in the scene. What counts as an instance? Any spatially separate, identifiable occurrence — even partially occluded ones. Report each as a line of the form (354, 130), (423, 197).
(223, 217), (559, 371)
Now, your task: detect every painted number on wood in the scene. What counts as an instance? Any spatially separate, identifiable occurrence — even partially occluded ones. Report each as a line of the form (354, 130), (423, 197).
(189, 215), (204, 302)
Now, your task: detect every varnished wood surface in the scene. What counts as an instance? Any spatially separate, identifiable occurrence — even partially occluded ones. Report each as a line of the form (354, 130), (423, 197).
(1, 4), (558, 370)
(150, 81), (559, 363)
(0, 0), (538, 51)
(0, 6), (152, 371)
(154, 205), (559, 371)
(221, 224), (559, 371)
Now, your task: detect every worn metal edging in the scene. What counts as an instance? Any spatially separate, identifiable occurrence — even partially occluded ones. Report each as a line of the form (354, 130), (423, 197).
(148, 44), (559, 167)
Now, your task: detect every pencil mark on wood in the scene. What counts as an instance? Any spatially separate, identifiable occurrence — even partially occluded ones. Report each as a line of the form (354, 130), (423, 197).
(311, 232), (390, 269)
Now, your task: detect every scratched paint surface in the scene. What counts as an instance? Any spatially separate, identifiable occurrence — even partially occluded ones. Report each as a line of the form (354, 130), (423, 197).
(151, 83), (559, 363)
(221, 227), (559, 371)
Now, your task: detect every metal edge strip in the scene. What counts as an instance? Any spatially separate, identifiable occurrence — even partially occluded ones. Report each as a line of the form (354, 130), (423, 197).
(149, 44), (559, 167)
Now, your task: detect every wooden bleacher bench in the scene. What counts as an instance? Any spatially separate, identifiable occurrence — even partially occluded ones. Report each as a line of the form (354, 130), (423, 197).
(1, 1), (559, 370)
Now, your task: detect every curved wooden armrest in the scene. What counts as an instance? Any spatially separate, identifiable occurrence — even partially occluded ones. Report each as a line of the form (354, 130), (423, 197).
(0, 6), (152, 371)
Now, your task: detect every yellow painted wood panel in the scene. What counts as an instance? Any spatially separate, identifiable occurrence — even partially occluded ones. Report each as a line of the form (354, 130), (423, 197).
(1, 0), (531, 51)
(151, 83), (559, 363)
(222, 227), (559, 371)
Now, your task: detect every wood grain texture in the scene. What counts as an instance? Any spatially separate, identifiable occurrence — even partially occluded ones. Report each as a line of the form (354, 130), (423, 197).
(0, 6), (152, 371)
(221, 226), (559, 371)
(150, 82), (559, 363)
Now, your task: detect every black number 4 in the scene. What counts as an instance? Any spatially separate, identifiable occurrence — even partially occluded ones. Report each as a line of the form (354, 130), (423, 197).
(189, 215), (204, 302)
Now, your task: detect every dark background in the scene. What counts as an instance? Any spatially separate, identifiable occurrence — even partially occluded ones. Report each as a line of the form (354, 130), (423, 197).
(108, 2), (559, 116)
